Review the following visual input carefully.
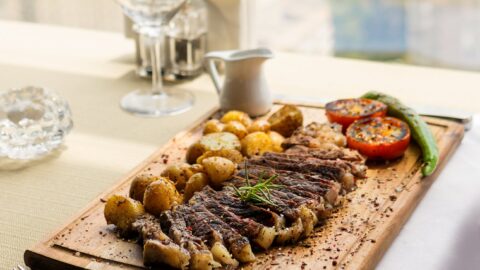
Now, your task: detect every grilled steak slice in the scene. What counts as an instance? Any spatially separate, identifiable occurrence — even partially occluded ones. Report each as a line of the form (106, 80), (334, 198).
(227, 175), (323, 217)
(188, 203), (256, 263)
(241, 165), (340, 207)
(223, 178), (300, 221)
(217, 186), (306, 244)
(174, 205), (239, 267)
(285, 145), (365, 163)
(132, 214), (190, 269)
(227, 174), (321, 237)
(200, 186), (283, 229)
(160, 211), (216, 270)
(199, 187), (306, 244)
(249, 154), (359, 190)
(173, 205), (223, 246)
(263, 152), (367, 179)
(249, 156), (345, 181)
(191, 191), (276, 250)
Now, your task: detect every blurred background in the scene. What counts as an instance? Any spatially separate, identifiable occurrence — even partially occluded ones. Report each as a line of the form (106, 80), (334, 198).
(2, 0), (480, 71)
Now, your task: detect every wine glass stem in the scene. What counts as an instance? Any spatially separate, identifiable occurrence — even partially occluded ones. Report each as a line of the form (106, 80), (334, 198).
(146, 33), (164, 96)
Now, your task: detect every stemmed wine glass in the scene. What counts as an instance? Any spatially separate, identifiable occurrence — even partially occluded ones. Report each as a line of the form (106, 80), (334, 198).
(116, 0), (194, 116)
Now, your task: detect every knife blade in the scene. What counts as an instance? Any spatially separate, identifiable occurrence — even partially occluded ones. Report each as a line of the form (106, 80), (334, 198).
(274, 94), (473, 131)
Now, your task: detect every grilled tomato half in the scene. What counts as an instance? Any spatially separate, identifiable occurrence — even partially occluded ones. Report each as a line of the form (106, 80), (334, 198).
(346, 117), (411, 160)
(325, 98), (387, 131)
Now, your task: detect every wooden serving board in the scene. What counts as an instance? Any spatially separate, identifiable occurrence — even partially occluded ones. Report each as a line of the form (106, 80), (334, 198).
(24, 102), (464, 270)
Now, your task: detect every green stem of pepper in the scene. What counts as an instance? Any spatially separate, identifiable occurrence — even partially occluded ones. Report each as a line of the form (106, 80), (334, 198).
(361, 91), (439, 177)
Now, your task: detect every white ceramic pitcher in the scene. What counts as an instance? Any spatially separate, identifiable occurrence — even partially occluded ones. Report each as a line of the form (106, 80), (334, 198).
(204, 48), (274, 116)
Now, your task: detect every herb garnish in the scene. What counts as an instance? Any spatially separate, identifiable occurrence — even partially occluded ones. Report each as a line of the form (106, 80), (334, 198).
(233, 161), (283, 206)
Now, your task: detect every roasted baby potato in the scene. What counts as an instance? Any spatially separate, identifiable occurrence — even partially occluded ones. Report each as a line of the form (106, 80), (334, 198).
(248, 119), (271, 133)
(190, 163), (205, 174)
(196, 149), (243, 164)
(199, 132), (242, 151)
(202, 157), (236, 187)
(203, 119), (225, 134)
(268, 131), (285, 152)
(184, 172), (209, 201)
(104, 195), (145, 234)
(268, 105), (303, 137)
(241, 132), (273, 157)
(186, 132), (241, 164)
(129, 175), (159, 202)
(220, 110), (252, 128)
(161, 163), (194, 191)
(223, 121), (248, 139)
(186, 142), (205, 164)
(143, 177), (181, 216)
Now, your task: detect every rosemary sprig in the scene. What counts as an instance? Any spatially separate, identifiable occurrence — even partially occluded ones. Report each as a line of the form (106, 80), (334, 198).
(233, 161), (283, 206)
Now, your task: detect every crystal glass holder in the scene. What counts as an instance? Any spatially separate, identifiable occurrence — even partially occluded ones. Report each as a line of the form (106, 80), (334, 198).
(0, 86), (73, 159)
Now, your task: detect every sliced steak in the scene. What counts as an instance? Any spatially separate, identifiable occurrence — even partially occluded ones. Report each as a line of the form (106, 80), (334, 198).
(174, 205), (223, 245)
(241, 165), (339, 206)
(227, 175), (321, 238)
(224, 177), (302, 221)
(174, 205), (239, 267)
(160, 210), (216, 270)
(131, 214), (191, 269)
(200, 186), (282, 228)
(249, 156), (345, 181)
(285, 145), (365, 163)
(188, 203), (255, 263)
(191, 191), (276, 250)
(262, 152), (367, 178)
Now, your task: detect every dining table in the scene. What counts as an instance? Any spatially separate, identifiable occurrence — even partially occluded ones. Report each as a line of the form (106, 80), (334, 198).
(0, 20), (479, 270)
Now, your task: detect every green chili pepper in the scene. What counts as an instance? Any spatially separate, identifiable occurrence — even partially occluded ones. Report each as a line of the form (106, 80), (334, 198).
(361, 91), (439, 176)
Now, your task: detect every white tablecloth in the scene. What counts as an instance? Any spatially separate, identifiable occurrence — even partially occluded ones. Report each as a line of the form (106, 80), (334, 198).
(378, 115), (480, 270)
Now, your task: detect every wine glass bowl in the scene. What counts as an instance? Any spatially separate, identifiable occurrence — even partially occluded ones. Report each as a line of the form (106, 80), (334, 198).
(118, 0), (186, 28)
(116, 0), (194, 116)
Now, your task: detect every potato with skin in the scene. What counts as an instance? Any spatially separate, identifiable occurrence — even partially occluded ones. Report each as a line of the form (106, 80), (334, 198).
(268, 131), (285, 152)
(248, 119), (271, 133)
(196, 149), (243, 164)
(220, 110), (252, 128)
(190, 164), (204, 174)
(202, 157), (236, 187)
(203, 119), (225, 134)
(129, 175), (159, 202)
(186, 132), (241, 164)
(241, 132), (273, 157)
(161, 163), (193, 191)
(268, 105), (303, 137)
(199, 132), (241, 151)
(186, 142), (204, 164)
(104, 195), (145, 234)
(184, 172), (209, 201)
(223, 121), (248, 139)
(143, 177), (181, 216)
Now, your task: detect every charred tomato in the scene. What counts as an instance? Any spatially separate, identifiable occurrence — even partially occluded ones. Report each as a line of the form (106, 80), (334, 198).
(325, 98), (387, 131)
(346, 117), (411, 160)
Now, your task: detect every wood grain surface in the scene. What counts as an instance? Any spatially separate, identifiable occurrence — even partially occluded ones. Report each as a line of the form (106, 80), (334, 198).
(24, 102), (465, 270)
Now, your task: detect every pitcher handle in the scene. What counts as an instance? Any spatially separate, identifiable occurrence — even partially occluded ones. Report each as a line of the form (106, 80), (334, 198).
(204, 51), (234, 95)
(204, 57), (222, 95)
